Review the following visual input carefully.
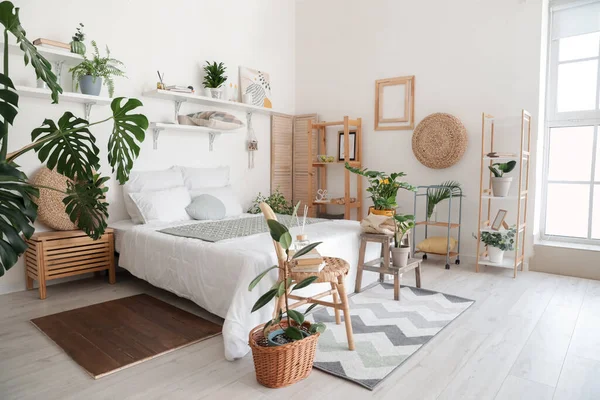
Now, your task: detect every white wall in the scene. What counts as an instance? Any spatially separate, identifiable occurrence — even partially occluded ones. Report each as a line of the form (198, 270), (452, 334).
(295, 0), (547, 265)
(0, 0), (296, 294)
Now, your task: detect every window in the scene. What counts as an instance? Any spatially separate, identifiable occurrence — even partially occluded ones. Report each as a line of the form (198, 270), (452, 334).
(543, 1), (600, 243)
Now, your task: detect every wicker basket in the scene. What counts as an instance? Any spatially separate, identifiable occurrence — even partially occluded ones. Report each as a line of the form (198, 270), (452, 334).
(249, 321), (320, 388)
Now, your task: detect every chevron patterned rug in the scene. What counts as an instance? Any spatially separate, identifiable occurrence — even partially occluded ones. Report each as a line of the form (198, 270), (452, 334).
(308, 283), (474, 390)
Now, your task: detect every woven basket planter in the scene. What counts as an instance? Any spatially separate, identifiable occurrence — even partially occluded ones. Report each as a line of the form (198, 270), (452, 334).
(249, 321), (320, 388)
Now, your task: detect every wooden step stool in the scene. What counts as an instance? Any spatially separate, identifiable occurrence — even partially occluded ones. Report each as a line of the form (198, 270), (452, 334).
(355, 233), (422, 300)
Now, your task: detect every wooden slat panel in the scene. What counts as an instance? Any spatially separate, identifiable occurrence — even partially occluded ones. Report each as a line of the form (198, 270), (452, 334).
(46, 265), (109, 280)
(43, 235), (108, 250)
(271, 115), (294, 201)
(294, 114), (318, 215)
(47, 260), (110, 277)
(46, 255), (110, 271)
(46, 244), (109, 260)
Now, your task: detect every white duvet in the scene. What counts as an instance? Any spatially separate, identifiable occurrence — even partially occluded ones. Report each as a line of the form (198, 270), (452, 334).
(112, 214), (379, 360)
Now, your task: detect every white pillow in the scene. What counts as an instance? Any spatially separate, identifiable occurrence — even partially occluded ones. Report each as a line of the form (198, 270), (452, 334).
(190, 186), (242, 217)
(129, 186), (192, 223)
(123, 167), (184, 223)
(179, 166), (230, 190)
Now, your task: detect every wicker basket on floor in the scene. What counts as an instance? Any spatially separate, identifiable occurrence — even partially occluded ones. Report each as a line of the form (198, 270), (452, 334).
(249, 321), (320, 388)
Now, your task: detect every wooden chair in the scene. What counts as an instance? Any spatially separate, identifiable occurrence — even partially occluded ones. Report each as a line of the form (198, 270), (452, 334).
(259, 202), (355, 350)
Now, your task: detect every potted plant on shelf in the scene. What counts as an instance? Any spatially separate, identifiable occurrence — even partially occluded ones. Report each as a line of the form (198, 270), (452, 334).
(69, 41), (125, 97)
(70, 23), (86, 55)
(345, 163), (415, 216)
(489, 160), (516, 197)
(479, 227), (516, 263)
(248, 218), (326, 388)
(426, 181), (462, 222)
(391, 214), (415, 267)
(203, 61), (227, 99)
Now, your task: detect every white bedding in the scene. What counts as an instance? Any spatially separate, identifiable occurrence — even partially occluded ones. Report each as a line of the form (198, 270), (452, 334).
(111, 214), (379, 360)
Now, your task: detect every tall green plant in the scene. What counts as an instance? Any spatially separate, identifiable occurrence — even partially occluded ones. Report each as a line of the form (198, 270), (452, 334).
(345, 163), (415, 210)
(69, 40), (125, 97)
(0, 1), (148, 276)
(248, 217), (326, 340)
(202, 61), (227, 88)
(393, 214), (415, 248)
(426, 181), (462, 219)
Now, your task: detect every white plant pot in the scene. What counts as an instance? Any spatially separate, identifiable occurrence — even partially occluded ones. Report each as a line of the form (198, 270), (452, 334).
(491, 177), (512, 197)
(209, 87), (223, 99)
(487, 245), (504, 264)
(391, 246), (410, 268)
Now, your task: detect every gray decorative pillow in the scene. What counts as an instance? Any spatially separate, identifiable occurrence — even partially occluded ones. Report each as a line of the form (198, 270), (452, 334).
(185, 194), (226, 220)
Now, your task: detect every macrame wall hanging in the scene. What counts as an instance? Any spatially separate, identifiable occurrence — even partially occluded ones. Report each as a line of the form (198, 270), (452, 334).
(247, 112), (258, 169)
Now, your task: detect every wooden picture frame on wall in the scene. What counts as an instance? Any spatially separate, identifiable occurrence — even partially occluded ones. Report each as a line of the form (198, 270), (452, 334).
(375, 75), (415, 131)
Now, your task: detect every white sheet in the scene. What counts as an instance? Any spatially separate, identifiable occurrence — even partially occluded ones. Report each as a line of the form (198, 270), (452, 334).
(111, 215), (379, 360)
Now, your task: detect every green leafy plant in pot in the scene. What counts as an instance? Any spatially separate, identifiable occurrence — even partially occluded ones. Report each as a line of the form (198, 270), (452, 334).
(248, 214), (326, 387)
(0, 1), (148, 278)
(202, 61), (227, 99)
(391, 214), (415, 267)
(426, 181), (463, 221)
(345, 163), (416, 216)
(247, 187), (294, 215)
(489, 161), (516, 197)
(477, 227), (516, 264)
(69, 41), (125, 97)
(70, 23), (86, 56)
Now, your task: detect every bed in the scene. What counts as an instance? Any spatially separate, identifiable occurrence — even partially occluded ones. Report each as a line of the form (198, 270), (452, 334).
(110, 214), (379, 360)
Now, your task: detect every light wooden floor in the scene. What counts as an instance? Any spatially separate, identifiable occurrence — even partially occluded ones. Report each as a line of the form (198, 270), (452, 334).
(1, 262), (599, 400)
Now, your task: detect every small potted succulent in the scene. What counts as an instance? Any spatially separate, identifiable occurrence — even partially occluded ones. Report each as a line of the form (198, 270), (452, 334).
(489, 161), (516, 197)
(69, 41), (125, 97)
(203, 61), (227, 99)
(391, 214), (415, 267)
(248, 218), (326, 388)
(70, 23), (86, 55)
(479, 227), (516, 263)
(345, 163), (416, 216)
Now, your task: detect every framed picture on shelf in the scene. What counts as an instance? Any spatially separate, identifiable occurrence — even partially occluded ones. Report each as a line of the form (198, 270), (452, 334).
(338, 130), (357, 161)
(491, 209), (508, 231)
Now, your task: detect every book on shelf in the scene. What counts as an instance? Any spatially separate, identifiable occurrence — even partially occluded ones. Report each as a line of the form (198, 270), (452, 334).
(166, 85), (193, 93)
(33, 38), (70, 51)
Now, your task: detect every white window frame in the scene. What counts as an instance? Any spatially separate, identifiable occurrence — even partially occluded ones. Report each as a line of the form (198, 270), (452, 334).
(541, 0), (600, 244)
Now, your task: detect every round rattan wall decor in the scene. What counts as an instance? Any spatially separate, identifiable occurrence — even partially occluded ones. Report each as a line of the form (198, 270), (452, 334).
(412, 113), (467, 169)
(30, 168), (78, 231)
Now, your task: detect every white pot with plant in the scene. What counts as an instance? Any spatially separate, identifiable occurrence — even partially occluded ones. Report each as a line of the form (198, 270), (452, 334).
(203, 61), (227, 99)
(69, 41), (125, 97)
(391, 214), (415, 268)
(489, 161), (516, 197)
(480, 227), (516, 264)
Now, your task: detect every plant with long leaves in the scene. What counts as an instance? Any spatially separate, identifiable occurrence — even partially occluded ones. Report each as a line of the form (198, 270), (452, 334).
(248, 218), (326, 341)
(202, 61), (227, 89)
(0, 1), (148, 276)
(489, 160), (516, 178)
(69, 40), (125, 97)
(426, 181), (463, 219)
(345, 163), (416, 210)
(393, 214), (415, 248)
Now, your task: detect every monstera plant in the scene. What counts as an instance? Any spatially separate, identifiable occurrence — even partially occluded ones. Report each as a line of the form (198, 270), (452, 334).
(0, 1), (148, 276)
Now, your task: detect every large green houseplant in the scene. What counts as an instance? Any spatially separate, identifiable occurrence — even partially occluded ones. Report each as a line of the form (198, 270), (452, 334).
(345, 163), (416, 215)
(0, 1), (148, 277)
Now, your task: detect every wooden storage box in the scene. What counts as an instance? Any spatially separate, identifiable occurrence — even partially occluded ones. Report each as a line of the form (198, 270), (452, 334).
(25, 229), (115, 299)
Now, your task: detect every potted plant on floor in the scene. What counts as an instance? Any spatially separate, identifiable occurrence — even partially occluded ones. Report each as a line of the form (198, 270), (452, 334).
(248, 218), (326, 388)
(345, 163), (416, 216)
(70, 23), (86, 55)
(480, 227), (516, 263)
(391, 214), (415, 267)
(203, 61), (227, 99)
(69, 41), (125, 97)
(489, 160), (516, 197)
(426, 181), (463, 222)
